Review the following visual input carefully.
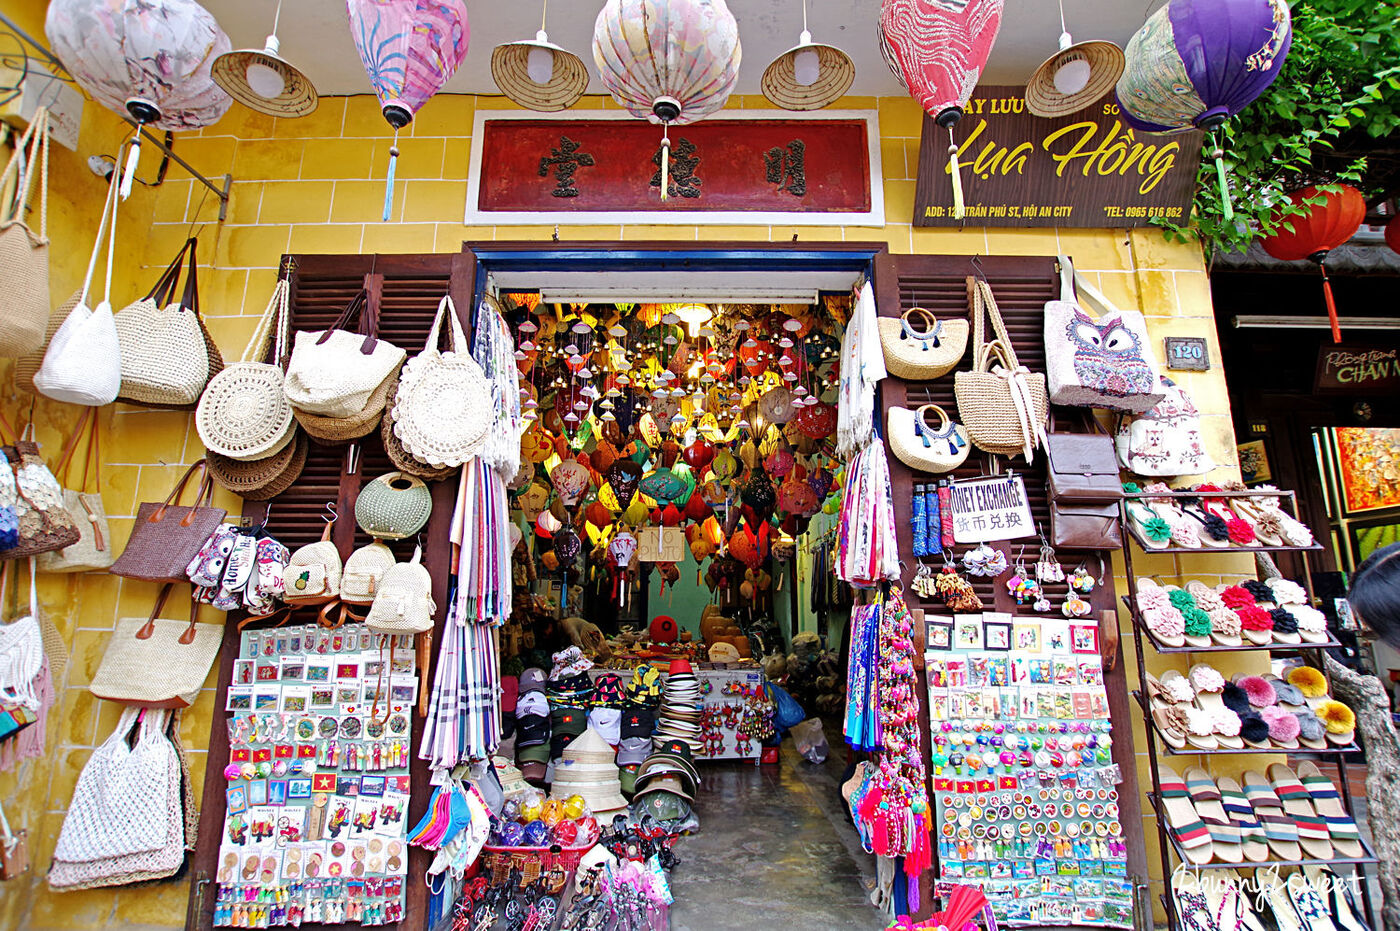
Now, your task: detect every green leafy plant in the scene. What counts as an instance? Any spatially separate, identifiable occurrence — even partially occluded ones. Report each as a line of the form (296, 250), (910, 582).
(1155, 0), (1400, 255)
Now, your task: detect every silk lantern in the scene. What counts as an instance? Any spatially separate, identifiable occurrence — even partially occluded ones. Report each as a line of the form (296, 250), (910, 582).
(550, 458), (593, 506)
(592, 0), (741, 201)
(1260, 185), (1366, 343)
(1116, 0), (1292, 221)
(879, 0), (1005, 220)
(346, 0), (470, 219)
(46, 0), (232, 198)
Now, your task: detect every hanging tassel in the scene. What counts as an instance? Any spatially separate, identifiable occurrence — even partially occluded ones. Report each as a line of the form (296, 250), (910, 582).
(947, 126), (964, 221)
(659, 126), (672, 203)
(119, 131), (141, 201)
(382, 128), (400, 222)
(1320, 260), (1342, 343)
(1213, 141), (1233, 222)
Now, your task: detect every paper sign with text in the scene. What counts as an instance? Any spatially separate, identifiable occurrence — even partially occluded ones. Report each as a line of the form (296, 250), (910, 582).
(948, 476), (1036, 543)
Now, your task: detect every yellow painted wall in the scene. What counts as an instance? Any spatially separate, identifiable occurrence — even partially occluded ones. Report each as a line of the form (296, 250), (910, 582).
(0, 44), (1251, 925)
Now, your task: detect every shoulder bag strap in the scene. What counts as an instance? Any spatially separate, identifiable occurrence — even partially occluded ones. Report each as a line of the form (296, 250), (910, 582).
(424, 295), (451, 354)
(240, 279), (287, 365)
(149, 460), (210, 523)
(145, 238), (194, 307)
(177, 237), (201, 316)
(50, 408), (95, 488)
(976, 279), (1020, 369)
(0, 107), (47, 237)
(965, 276), (986, 367)
(76, 168), (119, 310)
(134, 583), (175, 639)
(178, 596), (201, 645)
(314, 289), (367, 345)
(1056, 254), (1077, 303)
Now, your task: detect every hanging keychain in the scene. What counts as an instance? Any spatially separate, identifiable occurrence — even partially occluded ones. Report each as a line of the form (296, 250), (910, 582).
(1006, 547), (1040, 605)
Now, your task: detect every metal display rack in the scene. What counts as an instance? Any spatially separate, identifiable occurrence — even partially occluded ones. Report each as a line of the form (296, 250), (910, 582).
(1118, 488), (1377, 931)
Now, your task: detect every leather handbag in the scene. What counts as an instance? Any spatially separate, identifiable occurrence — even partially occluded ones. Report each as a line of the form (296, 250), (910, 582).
(37, 409), (114, 573)
(1045, 419), (1123, 550)
(109, 460), (227, 582)
(0, 416), (81, 560)
(115, 236), (223, 408)
(954, 277), (1048, 463)
(0, 107), (50, 359)
(284, 289), (406, 418)
(89, 587), (223, 708)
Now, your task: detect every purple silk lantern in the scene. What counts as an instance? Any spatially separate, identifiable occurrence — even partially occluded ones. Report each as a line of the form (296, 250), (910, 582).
(1115, 0), (1291, 220)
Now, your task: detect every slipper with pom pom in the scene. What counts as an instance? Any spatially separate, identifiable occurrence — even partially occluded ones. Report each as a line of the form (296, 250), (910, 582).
(1313, 700), (1356, 746)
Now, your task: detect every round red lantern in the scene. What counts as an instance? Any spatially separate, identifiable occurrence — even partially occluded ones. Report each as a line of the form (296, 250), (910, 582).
(1386, 215), (1400, 256)
(1260, 185), (1366, 343)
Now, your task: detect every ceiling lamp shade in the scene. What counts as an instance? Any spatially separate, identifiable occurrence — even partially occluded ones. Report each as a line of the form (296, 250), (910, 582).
(1260, 185), (1366, 343)
(593, 0), (741, 201)
(1025, 0), (1123, 118)
(212, 0), (318, 117)
(1115, 0), (1292, 220)
(761, 0), (854, 111)
(878, 0), (1005, 220)
(492, 0), (588, 112)
(346, 0), (470, 219)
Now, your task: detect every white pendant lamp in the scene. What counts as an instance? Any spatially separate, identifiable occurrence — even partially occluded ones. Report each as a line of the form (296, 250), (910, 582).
(211, 0), (318, 117)
(492, 0), (588, 112)
(1024, 0), (1123, 118)
(761, 0), (854, 111)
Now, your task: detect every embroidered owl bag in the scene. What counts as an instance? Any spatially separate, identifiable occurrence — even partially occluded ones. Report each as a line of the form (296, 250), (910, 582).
(1043, 255), (1164, 414)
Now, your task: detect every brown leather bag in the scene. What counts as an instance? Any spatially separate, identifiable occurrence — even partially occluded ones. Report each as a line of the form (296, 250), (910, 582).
(1046, 418), (1123, 549)
(109, 460), (227, 582)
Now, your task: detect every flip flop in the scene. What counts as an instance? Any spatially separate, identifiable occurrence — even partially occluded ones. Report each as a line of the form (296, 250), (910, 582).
(1150, 697), (1191, 751)
(1216, 776), (1270, 863)
(1125, 496), (1173, 549)
(1241, 770), (1301, 861)
(1159, 765), (1215, 864)
(1184, 766), (1244, 863)
(1294, 761), (1366, 859)
(1161, 671), (1218, 750)
(1266, 763), (1334, 860)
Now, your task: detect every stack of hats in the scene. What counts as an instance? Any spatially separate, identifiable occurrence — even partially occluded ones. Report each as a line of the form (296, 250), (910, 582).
(547, 647), (595, 762)
(549, 727), (628, 818)
(652, 659), (702, 755)
(515, 668), (551, 786)
(588, 673), (625, 745)
(550, 703), (588, 762)
(632, 737), (698, 824)
(616, 702), (657, 796)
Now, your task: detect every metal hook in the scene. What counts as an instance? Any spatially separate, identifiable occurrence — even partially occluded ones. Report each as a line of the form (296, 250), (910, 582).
(323, 502), (338, 523)
(970, 254), (990, 284)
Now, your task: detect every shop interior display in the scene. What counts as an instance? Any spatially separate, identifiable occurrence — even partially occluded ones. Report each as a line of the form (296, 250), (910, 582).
(1120, 486), (1379, 931)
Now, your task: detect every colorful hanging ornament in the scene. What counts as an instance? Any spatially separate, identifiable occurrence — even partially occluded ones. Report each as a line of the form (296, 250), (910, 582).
(592, 0), (741, 201)
(550, 458), (592, 506)
(346, 0), (470, 220)
(47, 0), (232, 198)
(1115, 0), (1292, 221)
(1259, 185), (1366, 343)
(878, 0), (1005, 220)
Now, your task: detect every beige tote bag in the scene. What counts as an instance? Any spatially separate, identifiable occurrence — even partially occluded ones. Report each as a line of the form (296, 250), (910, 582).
(0, 108), (51, 359)
(37, 409), (114, 573)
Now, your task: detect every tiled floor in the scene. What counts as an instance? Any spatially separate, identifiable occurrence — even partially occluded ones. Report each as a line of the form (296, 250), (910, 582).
(669, 739), (887, 930)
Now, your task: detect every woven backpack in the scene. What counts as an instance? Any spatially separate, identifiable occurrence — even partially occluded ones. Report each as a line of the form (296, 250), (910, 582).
(281, 516), (342, 606)
(366, 546), (435, 636)
(341, 541), (395, 607)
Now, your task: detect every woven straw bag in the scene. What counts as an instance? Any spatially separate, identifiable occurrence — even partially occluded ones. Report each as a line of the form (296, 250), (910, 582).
(207, 431), (308, 501)
(366, 545), (435, 635)
(0, 418), (81, 560)
(0, 108), (50, 359)
(877, 307), (969, 380)
(341, 541), (395, 606)
(37, 409), (114, 572)
(89, 587), (222, 708)
(381, 406), (456, 481)
(109, 460), (227, 582)
(391, 296), (490, 469)
(887, 404), (972, 474)
(115, 237), (223, 408)
(955, 278), (1048, 463)
(294, 369), (398, 444)
(284, 289), (406, 418)
(12, 289), (77, 392)
(196, 278), (295, 461)
(355, 472), (432, 540)
(34, 168), (121, 407)
(282, 515), (342, 606)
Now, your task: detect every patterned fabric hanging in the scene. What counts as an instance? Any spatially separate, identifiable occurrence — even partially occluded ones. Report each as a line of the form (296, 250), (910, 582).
(471, 296), (524, 479)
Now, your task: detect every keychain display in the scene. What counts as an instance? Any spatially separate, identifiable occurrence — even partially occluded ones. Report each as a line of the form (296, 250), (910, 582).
(962, 543), (1008, 578)
(933, 559), (984, 613)
(214, 624), (418, 927)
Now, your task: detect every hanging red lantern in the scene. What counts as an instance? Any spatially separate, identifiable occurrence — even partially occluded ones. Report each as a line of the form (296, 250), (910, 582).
(1385, 215), (1400, 256)
(1260, 185), (1366, 343)
(683, 490), (711, 523)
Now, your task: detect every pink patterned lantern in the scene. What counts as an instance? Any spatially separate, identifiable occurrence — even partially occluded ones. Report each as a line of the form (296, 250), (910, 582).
(879, 0), (1005, 219)
(550, 459), (593, 507)
(346, 0), (470, 219)
(592, 0), (741, 200)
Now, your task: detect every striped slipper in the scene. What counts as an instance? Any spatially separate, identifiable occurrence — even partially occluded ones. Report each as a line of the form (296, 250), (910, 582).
(1267, 763), (1334, 860)
(1184, 766), (1244, 863)
(1242, 770), (1302, 861)
(1216, 775), (1270, 863)
(1294, 761), (1365, 859)
(1159, 765), (1215, 864)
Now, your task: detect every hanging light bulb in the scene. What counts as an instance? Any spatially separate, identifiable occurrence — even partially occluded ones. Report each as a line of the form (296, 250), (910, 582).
(1052, 36), (1092, 96)
(527, 38), (555, 84)
(793, 40), (821, 87)
(245, 49), (287, 98)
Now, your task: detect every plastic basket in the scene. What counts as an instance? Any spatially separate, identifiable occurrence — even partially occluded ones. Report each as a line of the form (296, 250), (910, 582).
(479, 844), (589, 887)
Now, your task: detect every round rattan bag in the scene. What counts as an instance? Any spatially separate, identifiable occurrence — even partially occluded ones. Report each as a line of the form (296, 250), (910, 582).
(207, 431), (308, 501)
(355, 471), (432, 540)
(196, 279), (294, 461)
(381, 407), (456, 482)
(294, 368), (399, 444)
(390, 295), (490, 468)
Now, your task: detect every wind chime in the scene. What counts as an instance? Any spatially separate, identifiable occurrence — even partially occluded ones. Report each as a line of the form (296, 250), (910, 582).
(345, 0), (470, 221)
(592, 0), (741, 201)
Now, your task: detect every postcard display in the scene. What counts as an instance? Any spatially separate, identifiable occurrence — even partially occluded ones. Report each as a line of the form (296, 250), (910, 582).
(925, 611), (1133, 928)
(214, 624), (419, 927)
